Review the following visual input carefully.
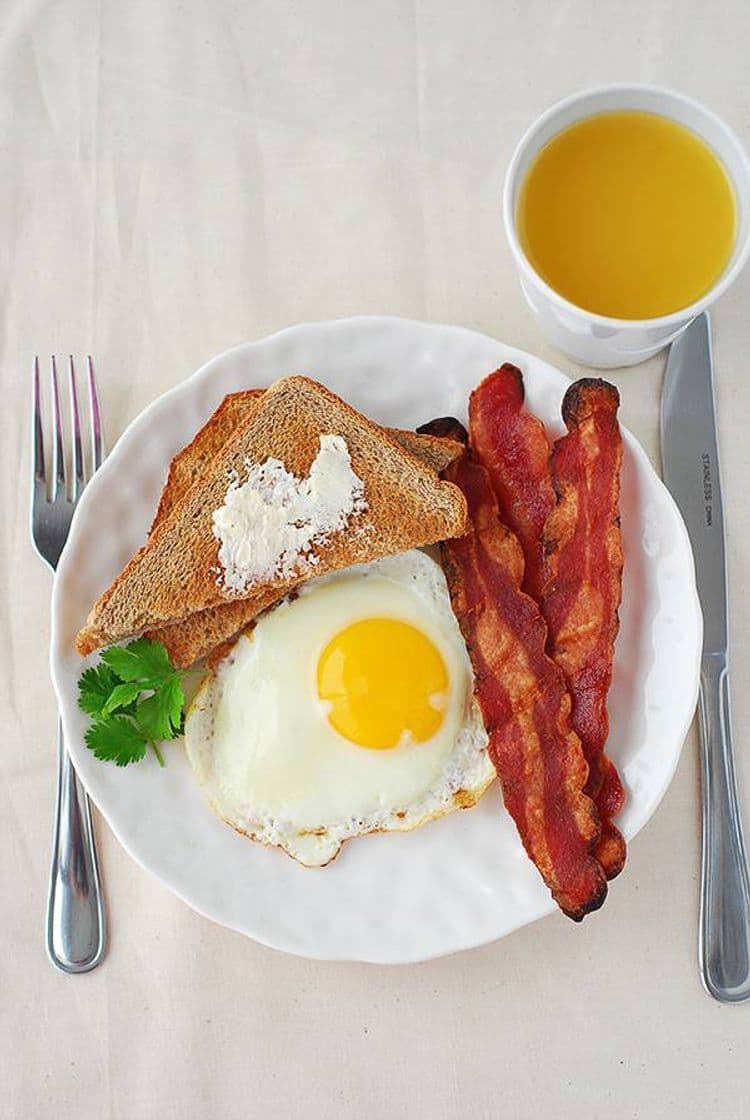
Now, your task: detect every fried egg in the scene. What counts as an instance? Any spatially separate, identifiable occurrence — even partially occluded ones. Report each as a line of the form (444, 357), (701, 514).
(185, 550), (493, 865)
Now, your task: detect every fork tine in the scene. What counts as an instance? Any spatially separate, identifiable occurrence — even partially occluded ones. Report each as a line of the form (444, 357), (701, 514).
(68, 357), (84, 500)
(50, 357), (66, 501)
(32, 356), (45, 487)
(87, 356), (104, 470)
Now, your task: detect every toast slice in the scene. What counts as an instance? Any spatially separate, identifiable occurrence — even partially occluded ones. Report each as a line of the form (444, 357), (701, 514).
(152, 389), (462, 529)
(147, 592), (279, 668)
(144, 391), (464, 666)
(77, 376), (468, 656)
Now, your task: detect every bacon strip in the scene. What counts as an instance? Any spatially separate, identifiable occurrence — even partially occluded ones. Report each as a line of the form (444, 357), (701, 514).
(542, 380), (626, 878)
(420, 418), (607, 921)
(469, 365), (555, 599)
(470, 371), (626, 878)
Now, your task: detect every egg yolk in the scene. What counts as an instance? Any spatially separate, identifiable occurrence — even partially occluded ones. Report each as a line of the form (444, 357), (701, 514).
(316, 618), (449, 749)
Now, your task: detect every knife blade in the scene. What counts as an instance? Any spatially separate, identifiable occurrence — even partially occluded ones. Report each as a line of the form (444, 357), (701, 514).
(661, 311), (750, 1003)
(662, 312), (727, 653)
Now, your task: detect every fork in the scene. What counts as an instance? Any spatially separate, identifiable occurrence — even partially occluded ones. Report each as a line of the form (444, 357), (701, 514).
(31, 356), (106, 974)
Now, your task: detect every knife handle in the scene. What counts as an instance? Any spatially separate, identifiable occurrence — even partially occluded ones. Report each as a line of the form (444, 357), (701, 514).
(698, 653), (750, 1002)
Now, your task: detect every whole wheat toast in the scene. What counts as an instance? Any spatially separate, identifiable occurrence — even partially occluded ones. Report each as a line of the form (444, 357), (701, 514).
(76, 376), (468, 656)
(144, 390), (463, 666)
(151, 390), (461, 528)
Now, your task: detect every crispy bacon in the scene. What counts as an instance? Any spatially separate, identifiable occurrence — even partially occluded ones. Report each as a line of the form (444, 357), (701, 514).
(420, 418), (607, 920)
(469, 365), (555, 599)
(542, 380), (626, 878)
(469, 371), (626, 879)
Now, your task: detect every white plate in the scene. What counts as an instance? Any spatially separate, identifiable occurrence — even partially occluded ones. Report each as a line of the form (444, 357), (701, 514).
(50, 318), (702, 963)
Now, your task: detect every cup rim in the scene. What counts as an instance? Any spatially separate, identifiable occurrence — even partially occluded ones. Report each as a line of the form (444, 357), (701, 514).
(503, 83), (750, 331)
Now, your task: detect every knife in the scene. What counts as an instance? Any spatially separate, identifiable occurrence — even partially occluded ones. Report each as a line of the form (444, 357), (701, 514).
(661, 311), (750, 1003)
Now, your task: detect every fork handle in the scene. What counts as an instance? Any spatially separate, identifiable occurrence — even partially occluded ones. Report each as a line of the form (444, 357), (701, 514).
(46, 722), (106, 973)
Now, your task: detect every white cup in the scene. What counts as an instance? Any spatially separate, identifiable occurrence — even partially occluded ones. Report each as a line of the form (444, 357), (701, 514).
(503, 85), (750, 368)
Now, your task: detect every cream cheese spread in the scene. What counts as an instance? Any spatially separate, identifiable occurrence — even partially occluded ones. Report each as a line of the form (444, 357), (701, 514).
(212, 434), (367, 593)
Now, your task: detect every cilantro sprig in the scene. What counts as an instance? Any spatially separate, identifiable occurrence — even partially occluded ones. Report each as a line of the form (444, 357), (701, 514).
(78, 639), (186, 767)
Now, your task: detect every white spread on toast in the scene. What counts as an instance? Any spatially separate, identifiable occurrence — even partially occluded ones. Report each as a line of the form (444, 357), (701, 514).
(212, 434), (367, 592)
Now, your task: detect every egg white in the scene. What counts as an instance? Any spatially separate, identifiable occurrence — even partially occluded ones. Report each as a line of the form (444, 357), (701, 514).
(185, 550), (493, 865)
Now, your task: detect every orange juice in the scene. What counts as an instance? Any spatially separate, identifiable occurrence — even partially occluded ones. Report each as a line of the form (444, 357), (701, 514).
(517, 110), (736, 319)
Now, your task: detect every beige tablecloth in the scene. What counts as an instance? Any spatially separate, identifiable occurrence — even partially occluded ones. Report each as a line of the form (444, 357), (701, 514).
(2, 2), (750, 1116)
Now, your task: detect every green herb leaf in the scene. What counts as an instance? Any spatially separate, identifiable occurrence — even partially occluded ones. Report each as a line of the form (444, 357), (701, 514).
(78, 664), (119, 720)
(134, 694), (166, 742)
(162, 675), (185, 734)
(102, 681), (142, 717)
(101, 638), (175, 687)
(78, 639), (187, 768)
(84, 717), (148, 767)
(135, 675), (185, 743)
